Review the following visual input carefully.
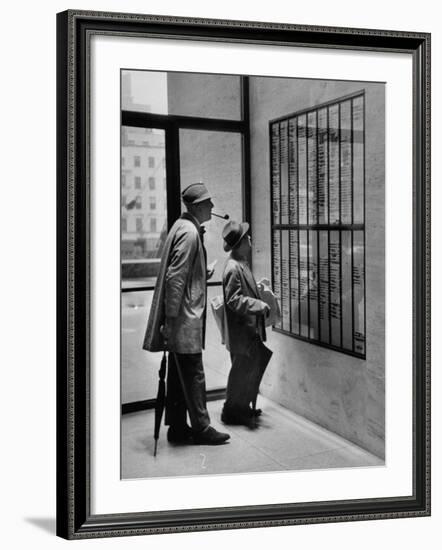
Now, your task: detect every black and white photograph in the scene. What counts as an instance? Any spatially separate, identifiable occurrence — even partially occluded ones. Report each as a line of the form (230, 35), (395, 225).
(120, 69), (386, 479)
(52, 6), (432, 541)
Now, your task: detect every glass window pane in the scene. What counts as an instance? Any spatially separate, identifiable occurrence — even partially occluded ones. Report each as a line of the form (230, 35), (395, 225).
(340, 101), (352, 224)
(353, 96), (365, 224)
(308, 230), (319, 340)
(330, 230), (341, 347)
(353, 231), (366, 354)
(121, 126), (167, 289)
(289, 229), (299, 335)
(272, 229), (282, 330)
(168, 72), (241, 120)
(122, 290), (155, 404)
(122, 70), (241, 120)
(318, 108), (328, 224)
(271, 123), (281, 225)
(329, 105), (340, 224)
(122, 287), (232, 404)
(319, 230), (330, 344)
(297, 116), (307, 224)
(341, 230), (353, 350)
(179, 130), (243, 284)
(288, 119), (298, 224)
(299, 230), (309, 337)
(122, 70), (168, 114)
(204, 285), (237, 387)
(307, 112), (317, 224)
(280, 121), (289, 225)
(281, 230), (290, 331)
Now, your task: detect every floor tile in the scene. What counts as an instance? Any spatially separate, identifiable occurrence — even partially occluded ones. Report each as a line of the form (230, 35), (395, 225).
(122, 396), (384, 480)
(280, 447), (384, 471)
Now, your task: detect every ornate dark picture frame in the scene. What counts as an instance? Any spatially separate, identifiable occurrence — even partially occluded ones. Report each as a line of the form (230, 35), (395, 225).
(56, 9), (430, 539)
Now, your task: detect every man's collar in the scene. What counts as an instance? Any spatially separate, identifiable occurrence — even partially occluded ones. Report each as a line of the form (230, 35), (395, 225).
(181, 212), (206, 236)
(181, 211), (200, 229)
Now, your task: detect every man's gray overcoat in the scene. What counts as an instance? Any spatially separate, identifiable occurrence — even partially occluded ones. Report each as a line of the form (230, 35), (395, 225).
(143, 213), (207, 354)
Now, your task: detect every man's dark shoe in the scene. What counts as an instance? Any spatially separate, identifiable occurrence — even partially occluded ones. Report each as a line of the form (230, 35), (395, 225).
(193, 425), (230, 445)
(249, 408), (262, 417)
(221, 409), (255, 428)
(167, 425), (193, 444)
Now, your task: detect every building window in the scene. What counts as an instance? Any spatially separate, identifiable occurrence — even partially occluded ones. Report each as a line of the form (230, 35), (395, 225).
(150, 218), (157, 232)
(135, 196), (142, 209)
(134, 155), (141, 167)
(270, 92), (366, 358)
(149, 197), (156, 211)
(122, 217), (127, 232)
(135, 176), (142, 189)
(136, 217), (143, 232)
(148, 156), (155, 168)
(148, 177), (155, 190)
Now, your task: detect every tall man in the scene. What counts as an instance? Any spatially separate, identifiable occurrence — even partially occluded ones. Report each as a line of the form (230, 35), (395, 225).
(221, 220), (273, 427)
(143, 183), (230, 445)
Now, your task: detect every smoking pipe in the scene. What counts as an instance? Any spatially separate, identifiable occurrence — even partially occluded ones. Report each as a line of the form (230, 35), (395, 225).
(212, 212), (229, 220)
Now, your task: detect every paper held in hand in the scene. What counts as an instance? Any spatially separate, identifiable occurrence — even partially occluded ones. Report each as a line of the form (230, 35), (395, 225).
(210, 277), (281, 345)
(257, 278), (281, 327)
(207, 259), (218, 273)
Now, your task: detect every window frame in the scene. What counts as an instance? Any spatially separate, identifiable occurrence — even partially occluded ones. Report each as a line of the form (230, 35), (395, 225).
(135, 216), (143, 232)
(269, 91), (366, 359)
(121, 75), (251, 294)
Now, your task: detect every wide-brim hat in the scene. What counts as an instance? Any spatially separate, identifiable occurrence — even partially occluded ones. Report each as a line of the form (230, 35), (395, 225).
(181, 182), (211, 204)
(222, 220), (249, 252)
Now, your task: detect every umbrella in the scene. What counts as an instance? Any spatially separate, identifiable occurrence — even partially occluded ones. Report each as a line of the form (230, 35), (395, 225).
(248, 342), (273, 420)
(153, 351), (168, 457)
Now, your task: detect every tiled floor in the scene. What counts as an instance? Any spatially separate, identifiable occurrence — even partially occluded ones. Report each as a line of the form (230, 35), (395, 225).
(122, 396), (384, 479)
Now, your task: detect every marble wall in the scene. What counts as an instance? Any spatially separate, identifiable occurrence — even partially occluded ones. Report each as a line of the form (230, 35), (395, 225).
(249, 78), (385, 458)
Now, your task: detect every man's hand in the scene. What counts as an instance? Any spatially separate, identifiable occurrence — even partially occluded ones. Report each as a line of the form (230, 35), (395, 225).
(160, 321), (172, 341)
(258, 277), (270, 288)
(207, 260), (217, 281)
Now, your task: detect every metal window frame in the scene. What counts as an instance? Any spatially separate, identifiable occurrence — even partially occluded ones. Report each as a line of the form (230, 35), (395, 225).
(120, 74), (251, 411)
(121, 74), (251, 294)
(270, 91), (367, 359)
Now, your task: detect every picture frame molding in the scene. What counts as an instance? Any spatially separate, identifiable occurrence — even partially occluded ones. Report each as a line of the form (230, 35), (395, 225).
(56, 9), (431, 539)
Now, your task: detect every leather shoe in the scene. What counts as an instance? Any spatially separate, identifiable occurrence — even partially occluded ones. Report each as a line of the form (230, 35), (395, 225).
(167, 425), (193, 444)
(221, 409), (255, 427)
(193, 425), (230, 445)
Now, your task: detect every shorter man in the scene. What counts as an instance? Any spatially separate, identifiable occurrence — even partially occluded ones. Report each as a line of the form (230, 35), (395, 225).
(221, 220), (273, 427)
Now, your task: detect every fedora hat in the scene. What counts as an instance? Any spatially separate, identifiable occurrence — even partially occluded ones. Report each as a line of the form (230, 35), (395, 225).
(181, 182), (211, 204)
(222, 220), (249, 252)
